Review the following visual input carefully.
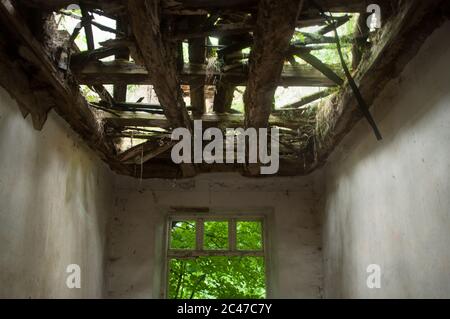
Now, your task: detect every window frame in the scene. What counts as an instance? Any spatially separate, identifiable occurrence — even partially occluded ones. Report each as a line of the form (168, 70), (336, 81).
(161, 211), (269, 299)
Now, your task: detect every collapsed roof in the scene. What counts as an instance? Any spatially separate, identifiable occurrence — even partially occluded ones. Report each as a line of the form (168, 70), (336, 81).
(0, 0), (448, 178)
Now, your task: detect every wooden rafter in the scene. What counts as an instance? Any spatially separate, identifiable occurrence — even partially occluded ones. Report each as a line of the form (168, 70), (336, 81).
(213, 35), (239, 114)
(244, 0), (304, 129)
(213, 81), (235, 114)
(128, 0), (195, 177)
(188, 15), (207, 116)
(291, 48), (344, 86)
(128, 0), (191, 130)
(113, 16), (130, 102)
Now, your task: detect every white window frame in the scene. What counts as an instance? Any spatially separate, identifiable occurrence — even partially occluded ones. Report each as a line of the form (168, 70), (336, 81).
(161, 211), (269, 299)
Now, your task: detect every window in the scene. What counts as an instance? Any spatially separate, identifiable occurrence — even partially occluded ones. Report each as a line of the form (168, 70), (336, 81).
(164, 214), (267, 299)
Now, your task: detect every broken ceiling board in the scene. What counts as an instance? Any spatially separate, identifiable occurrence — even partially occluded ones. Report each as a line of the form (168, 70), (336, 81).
(2, 0), (445, 180)
(72, 60), (338, 87)
(244, 0), (304, 129)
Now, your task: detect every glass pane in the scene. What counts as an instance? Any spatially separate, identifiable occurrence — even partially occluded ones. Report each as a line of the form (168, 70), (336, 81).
(168, 256), (265, 299)
(237, 221), (263, 251)
(170, 220), (196, 250)
(204, 221), (228, 250)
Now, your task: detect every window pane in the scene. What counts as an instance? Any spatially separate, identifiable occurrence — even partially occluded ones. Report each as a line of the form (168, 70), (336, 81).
(204, 221), (228, 250)
(170, 221), (196, 250)
(168, 256), (266, 299)
(237, 221), (263, 251)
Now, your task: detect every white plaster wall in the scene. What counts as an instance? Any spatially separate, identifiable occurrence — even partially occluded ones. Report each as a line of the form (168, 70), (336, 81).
(107, 173), (323, 298)
(0, 87), (114, 298)
(322, 22), (450, 298)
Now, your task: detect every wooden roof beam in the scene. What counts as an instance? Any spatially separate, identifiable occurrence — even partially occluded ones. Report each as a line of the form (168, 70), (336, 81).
(188, 16), (207, 116)
(113, 16), (130, 102)
(213, 35), (240, 114)
(71, 60), (338, 87)
(103, 112), (308, 131)
(244, 0), (304, 129)
(128, 0), (195, 177)
(128, 0), (191, 129)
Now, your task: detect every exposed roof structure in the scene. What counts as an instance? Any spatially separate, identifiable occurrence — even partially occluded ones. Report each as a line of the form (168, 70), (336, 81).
(0, 0), (448, 178)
